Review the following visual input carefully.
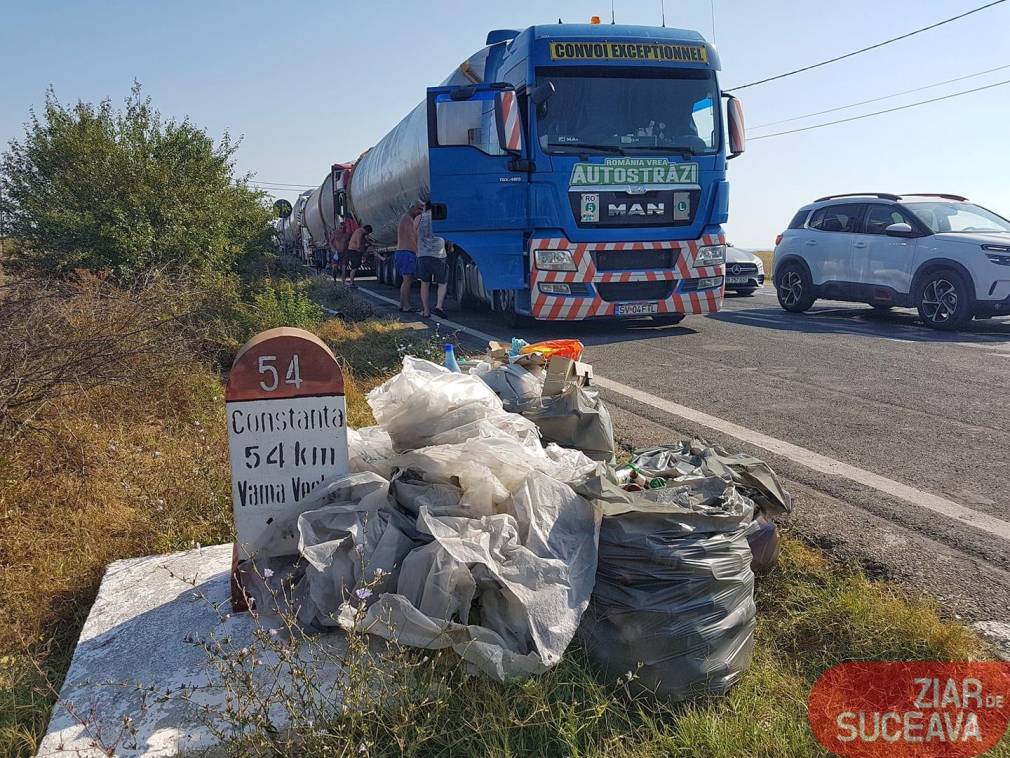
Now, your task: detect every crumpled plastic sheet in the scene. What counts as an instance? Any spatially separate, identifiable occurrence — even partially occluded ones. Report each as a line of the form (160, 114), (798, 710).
(258, 358), (604, 681)
(629, 439), (793, 515)
(366, 356), (541, 452)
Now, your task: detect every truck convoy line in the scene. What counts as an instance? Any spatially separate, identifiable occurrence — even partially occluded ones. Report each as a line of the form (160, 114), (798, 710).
(277, 22), (747, 325)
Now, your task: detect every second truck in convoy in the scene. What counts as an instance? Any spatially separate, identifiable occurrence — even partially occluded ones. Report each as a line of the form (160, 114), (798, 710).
(294, 21), (746, 324)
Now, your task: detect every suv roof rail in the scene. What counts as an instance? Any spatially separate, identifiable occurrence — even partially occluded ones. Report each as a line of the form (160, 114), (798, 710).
(814, 192), (900, 202)
(899, 193), (969, 201)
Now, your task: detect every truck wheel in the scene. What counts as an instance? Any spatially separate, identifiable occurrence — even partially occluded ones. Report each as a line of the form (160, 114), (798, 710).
(495, 289), (531, 329)
(451, 257), (469, 311)
(776, 263), (816, 312)
(916, 268), (973, 330)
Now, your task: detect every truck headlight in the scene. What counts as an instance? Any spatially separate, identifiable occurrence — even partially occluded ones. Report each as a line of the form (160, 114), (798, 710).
(539, 282), (571, 294)
(535, 249), (577, 271)
(695, 244), (726, 265)
(697, 276), (723, 289)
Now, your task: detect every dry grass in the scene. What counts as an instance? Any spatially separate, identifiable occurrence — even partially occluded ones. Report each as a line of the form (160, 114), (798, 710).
(755, 250), (774, 277)
(0, 271), (442, 755)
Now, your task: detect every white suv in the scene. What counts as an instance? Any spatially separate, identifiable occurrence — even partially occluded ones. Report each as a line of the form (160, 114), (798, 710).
(772, 193), (1010, 330)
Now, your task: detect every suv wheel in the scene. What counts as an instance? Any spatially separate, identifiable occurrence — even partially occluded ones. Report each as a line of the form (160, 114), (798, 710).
(776, 264), (816, 312)
(916, 269), (973, 330)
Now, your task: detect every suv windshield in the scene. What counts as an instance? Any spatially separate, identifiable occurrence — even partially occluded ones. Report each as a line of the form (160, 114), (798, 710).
(535, 67), (719, 155)
(903, 201), (1010, 234)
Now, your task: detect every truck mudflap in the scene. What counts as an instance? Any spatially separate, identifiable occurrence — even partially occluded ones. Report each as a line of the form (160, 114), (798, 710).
(530, 234), (726, 321)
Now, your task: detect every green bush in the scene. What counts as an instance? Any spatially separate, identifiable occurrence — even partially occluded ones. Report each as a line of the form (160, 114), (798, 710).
(0, 83), (272, 282)
(244, 279), (325, 335)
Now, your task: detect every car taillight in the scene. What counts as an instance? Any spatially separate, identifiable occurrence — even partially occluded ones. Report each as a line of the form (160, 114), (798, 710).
(774, 233), (784, 246)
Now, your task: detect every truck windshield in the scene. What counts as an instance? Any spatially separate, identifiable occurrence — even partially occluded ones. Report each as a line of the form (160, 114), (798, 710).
(535, 67), (720, 155)
(902, 202), (1010, 234)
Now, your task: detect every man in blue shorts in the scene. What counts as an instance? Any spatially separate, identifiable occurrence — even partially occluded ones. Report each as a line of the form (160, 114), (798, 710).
(393, 203), (423, 312)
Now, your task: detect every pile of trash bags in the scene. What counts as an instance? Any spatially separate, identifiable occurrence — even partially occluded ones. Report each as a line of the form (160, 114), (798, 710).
(243, 353), (792, 700)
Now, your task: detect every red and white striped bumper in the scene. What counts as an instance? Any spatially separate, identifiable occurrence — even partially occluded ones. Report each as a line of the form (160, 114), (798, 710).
(530, 234), (726, 321)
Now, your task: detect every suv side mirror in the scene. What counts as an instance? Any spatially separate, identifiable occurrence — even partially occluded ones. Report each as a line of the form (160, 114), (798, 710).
(884, 222), (914, 238)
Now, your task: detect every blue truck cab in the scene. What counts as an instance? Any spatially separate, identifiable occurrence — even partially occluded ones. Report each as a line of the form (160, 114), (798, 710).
(426, 23), (745, 323)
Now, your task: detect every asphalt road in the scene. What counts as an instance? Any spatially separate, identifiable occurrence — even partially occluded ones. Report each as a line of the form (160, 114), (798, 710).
(351, 278), (1010, 647)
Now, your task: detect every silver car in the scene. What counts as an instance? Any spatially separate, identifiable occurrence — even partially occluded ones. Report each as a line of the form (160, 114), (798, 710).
(725, 246), (765, 296)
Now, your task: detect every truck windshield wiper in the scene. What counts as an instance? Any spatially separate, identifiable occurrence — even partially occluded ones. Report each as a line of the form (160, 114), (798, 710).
(547, 142), (626, 155)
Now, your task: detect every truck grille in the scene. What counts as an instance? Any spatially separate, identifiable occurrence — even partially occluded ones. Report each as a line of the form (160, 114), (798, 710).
(596, 281), (673, 302)
(593, 249), (677, 272)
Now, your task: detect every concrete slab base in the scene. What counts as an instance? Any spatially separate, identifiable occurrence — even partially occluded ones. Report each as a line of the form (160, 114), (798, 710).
(38, 543), (346, 757)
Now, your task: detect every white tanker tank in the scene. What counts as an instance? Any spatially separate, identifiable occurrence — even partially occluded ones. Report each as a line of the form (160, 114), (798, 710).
(345, 48), (490, 248)
(303, 172), (336, 249)
(285, 191), (312, 245)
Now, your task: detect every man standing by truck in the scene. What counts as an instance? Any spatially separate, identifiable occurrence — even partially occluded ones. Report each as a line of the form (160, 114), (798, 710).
(327, 225), (348, 282)
(344, 223), (372, 288)
(415, 202), (447, 319)
(394, 203), (423, 312)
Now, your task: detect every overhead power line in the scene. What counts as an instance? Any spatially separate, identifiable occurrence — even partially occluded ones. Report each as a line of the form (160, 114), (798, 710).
(749, 62), (1010, 129)
(749, 77), (1010, 140)
(248, 180), (316, 189)
(726, 0), (1007, 91)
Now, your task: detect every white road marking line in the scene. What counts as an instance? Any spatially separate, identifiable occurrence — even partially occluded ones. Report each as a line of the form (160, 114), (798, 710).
(349, 283), (1010, 541)
(990, 352), (1010, 358)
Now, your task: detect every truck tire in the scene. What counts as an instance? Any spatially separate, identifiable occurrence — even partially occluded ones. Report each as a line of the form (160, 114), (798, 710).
(776, 263), (816, 313)
(495, 289), (531, 329)
(916, 267), (973, 331)
(452, 256), (480, 311)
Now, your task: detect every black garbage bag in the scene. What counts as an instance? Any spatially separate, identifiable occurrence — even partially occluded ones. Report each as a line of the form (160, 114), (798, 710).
(576, 478), (757, 701)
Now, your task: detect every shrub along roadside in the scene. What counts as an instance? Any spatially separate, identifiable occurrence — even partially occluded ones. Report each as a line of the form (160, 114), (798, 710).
(0, 84), (272, 282)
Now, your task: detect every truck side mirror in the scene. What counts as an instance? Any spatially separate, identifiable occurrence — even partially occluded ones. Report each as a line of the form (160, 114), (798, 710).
(495, 90), (523, 154)
(725, 95), (745, 160)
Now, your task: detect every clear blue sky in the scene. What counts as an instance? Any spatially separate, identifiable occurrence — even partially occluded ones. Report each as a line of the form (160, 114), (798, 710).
(3, 0), (1010, 248)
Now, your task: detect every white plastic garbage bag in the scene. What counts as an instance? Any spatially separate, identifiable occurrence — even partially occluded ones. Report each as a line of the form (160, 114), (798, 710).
(254, 358), (606, 681)
(293, 472), (422, 628)
(338, 471), (601, 681)
(347, 426), (396, 477)
(367, 357), (540, 451)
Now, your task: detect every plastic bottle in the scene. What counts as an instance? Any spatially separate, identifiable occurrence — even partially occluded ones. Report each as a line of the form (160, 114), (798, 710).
(443, 344), (462, 373)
